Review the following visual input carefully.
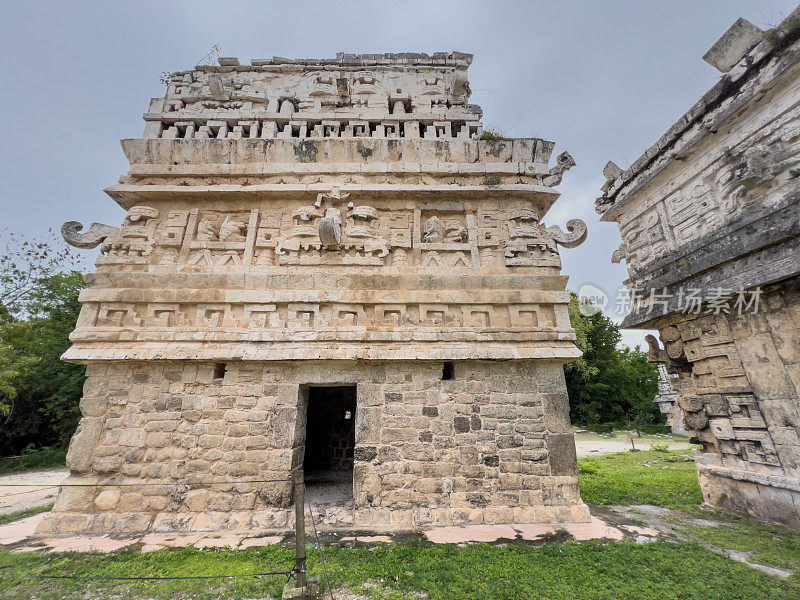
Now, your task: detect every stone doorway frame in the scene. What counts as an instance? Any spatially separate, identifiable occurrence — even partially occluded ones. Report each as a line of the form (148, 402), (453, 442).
(296, 383), (361, 503)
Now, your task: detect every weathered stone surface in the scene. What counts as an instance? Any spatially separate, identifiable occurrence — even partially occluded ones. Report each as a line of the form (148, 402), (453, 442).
(65, 418), (103, 472)
(597, 10), (800, 528)
(42, 52), (589, 535)
(702, 18), (763, 73)
(547, 434), (578, 476)
(94, 489), (121, 511)
(652, 364), (686, 436)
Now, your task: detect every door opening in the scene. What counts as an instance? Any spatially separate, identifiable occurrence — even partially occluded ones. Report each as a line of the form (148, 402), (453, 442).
(303, 385), (356, 505)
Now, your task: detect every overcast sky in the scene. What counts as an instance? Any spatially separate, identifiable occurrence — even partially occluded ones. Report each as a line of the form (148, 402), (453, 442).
(1, 0), (796, 347)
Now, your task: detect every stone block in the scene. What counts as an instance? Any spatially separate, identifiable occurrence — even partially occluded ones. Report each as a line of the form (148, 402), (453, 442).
(52, 478), (97, 512)
(118, 428), (147, 447)
(94, 489), (121, 511)
(542, 392), (570, 432)
(546, 434), (578, 476)
(702, 18), (763, 73)
(66, 417), (103, 472)
(79, 396), (109, 418)
(145, 431), (172, 447)
(454, 416), (471, 433)
(117, 492), (145, 512)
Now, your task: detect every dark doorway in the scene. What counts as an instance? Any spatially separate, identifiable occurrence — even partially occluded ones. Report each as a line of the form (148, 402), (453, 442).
(303, 385), (356, 504)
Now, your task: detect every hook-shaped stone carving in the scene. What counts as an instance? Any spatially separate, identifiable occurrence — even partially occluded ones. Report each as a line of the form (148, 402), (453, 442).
(611, 243), (627, 264)
(543, 151), (576, 186)
(61, 221), (119, 249)
(645, 334), (669, 363)
(646, 334), (692, 376)
(545, 219), (587, 248)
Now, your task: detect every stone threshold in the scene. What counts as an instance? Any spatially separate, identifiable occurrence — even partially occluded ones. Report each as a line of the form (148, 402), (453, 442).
(34, 502), (592, 537)
(698, 463), (800, 493)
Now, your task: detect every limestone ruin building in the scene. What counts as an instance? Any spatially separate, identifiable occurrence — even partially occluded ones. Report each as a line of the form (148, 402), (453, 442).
(43, 52), (590, 534)
(597, 14), (800, 528)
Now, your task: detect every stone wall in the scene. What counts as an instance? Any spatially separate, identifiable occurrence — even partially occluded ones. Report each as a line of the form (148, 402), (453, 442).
(651, 279), (800, 527)
(38, 359), (588, 535)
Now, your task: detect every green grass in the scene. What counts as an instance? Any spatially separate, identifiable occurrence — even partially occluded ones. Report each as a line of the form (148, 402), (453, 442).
(0, 448), (66, 475)
(690, 513), (800, 571)
(0, 544), (293, 600)
(578, 450), (703, 508)
(0, 502), (54, 526)
(322, 540), (800, 600)
(0, 448), (795, 598)
(0, 541), (798, 600)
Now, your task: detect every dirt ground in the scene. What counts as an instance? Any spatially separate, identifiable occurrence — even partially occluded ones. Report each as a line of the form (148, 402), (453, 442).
(0, 470), (68, 516)
(573, 432), (693, 457)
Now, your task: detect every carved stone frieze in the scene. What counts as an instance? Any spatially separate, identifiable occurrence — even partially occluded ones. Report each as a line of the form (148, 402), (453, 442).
(603, 105), (800, 278)
(72, 299), (561, 335)
(273, 192), (389, 266)
(63, 206), (160, 265)
(66, 198), (589, 273)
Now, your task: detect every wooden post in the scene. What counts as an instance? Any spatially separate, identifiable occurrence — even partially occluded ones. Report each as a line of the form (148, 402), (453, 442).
(294, 468), (307, 589)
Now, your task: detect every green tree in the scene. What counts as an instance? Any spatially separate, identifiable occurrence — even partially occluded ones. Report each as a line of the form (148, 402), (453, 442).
(0, 231), (85, 453)
(564, 292), (661, 431)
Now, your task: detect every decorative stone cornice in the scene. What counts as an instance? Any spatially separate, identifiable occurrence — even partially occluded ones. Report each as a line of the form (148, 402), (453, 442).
(596, 7), (800, 220)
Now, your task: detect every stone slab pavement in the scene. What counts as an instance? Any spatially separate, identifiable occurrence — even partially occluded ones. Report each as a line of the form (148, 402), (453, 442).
(4, 507), (787, 581)
(0, 512), (656, 553)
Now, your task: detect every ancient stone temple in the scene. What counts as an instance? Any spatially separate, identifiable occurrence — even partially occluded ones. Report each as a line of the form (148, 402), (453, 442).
(42, 51), (590, 535)
(652, 365), (685, 437)
(597, 14), (800, 528)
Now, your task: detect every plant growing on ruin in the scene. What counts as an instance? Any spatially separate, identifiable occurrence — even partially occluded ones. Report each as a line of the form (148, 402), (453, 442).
(479, 129), (507, 141)
(160, 45), (222, 87)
